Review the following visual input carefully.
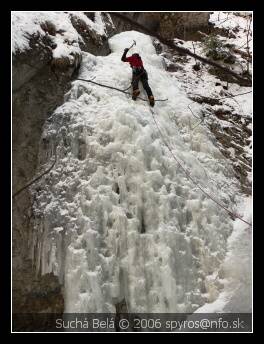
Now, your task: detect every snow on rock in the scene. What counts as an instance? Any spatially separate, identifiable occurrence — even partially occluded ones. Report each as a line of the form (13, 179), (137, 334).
(210, 11), (252, 51)
(160, 12), (252, 196)
(12, 11), (107, 59)
(31, 30), (251, 313)
(209, 11), (252, 75)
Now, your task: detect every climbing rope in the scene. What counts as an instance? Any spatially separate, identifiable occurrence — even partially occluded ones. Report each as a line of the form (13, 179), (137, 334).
(14, 76), (250, 225)
(76, 78), (168, 102)
(12, 147), (57, 199)
(77, 77), (251, 226)
(149, 108), (252, 227)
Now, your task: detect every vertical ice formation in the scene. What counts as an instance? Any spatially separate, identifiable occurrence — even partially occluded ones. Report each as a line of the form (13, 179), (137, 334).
(31, 31), (246, 313)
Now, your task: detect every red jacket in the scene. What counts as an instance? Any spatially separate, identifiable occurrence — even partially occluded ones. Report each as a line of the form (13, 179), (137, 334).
(121, 51), (143, 68)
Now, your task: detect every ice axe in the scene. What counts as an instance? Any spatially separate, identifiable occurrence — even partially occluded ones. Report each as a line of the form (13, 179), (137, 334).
(127, 40), (136, 51)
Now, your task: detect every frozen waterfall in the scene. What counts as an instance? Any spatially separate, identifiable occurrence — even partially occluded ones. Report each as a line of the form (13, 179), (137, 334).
(30, 31), (251, 314)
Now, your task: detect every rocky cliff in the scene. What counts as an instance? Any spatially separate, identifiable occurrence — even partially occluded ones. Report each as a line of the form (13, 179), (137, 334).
(12, 12), (251, 327)
(111, 12), (210, 40)
(12, 11), (114, 315)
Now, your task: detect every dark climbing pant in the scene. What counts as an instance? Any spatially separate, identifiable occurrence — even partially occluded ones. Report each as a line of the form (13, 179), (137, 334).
(132, 69), (153, 97)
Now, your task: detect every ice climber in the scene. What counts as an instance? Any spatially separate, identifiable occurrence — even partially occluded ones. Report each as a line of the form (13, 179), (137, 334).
(121, 48), (155, 107)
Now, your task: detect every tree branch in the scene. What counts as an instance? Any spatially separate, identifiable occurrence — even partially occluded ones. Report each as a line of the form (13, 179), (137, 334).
(110, 13), (252, 86)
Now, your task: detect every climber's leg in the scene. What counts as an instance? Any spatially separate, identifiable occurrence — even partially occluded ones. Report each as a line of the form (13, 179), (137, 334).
(141, 71), (155, 107)
(141, 71), (153, 97)
(132, 72), (140, 100)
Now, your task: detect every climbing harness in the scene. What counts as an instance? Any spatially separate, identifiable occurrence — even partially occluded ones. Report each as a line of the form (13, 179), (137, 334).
(122, 70), (146, 92)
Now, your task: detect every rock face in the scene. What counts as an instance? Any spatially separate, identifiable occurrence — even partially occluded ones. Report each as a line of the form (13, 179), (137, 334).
(12, 12), (114, 317)
(157, 16), (252, 197)
(68, 12), (114, 55)
(187, 93), (252, 194)
(207, 108), (252, 195)
(111, 12), (210, 40)
(12, 12), (251, 322)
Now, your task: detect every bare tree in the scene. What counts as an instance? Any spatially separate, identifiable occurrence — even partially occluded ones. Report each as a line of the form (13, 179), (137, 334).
(246, 15), (252, 74)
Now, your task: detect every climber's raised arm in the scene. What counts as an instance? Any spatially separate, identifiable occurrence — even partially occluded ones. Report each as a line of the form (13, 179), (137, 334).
(121, 48), (129, 62)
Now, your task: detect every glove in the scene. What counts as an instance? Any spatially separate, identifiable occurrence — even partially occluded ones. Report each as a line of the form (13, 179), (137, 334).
(124, 48), (129, 52)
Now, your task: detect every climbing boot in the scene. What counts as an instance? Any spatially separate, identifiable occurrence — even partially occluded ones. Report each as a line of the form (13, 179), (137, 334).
(132, 89), (140, 100)
(149, 95), (155, 107)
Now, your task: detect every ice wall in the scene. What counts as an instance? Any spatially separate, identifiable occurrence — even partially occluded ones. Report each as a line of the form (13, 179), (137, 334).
(31, 31), (244, 313)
